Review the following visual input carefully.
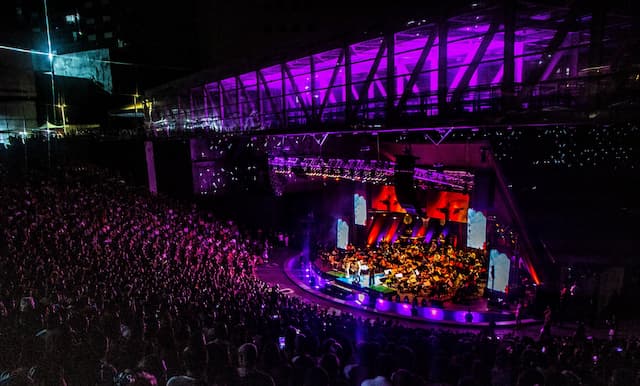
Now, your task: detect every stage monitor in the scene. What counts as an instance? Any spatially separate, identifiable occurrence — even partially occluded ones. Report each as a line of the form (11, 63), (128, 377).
(336, 219), (349, 250)
(354, 193), (367, 226)
(466, 208), (487, 249)
(489, 249), (511, 294)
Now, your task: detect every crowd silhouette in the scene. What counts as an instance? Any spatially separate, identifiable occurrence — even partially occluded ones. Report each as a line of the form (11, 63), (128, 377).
(0, 163), (638, 385)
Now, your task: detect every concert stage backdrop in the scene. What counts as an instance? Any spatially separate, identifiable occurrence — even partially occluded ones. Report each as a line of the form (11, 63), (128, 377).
(467, 208), (487, 249)
(489, 249), (511, 294)
(425, 191), (470, 223)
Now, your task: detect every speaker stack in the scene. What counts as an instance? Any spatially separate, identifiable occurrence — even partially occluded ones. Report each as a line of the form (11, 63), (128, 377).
(393, 154), (425, 217)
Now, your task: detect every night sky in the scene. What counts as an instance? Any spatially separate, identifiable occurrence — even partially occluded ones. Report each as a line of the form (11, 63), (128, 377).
(119, 0), (457, 87)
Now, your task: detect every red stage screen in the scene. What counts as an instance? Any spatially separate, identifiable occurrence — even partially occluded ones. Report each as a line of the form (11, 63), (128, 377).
(371, 185), (407, 213)
(426, 191), (470, 223)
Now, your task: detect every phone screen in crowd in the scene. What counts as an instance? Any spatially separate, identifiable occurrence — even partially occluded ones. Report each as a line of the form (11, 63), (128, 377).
(279, 336), (285, 350)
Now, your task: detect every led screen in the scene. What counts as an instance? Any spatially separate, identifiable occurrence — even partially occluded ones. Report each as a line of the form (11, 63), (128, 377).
(354, 193), (367, 225)
(370, 185), (406, 213)
(467, 208), (487, 249)
(53, 49), (113, 94)
(425, 191), (469, 223)
(336, 219), (349, 250)
(489, 249), (511, 293)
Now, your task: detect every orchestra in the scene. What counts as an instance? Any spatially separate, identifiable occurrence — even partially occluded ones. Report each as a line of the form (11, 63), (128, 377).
(319, 239), (487, 301)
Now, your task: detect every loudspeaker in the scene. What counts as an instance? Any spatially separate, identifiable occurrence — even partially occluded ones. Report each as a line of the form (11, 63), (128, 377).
(471, 170), (495, 210)
(394, 154), (425, 217)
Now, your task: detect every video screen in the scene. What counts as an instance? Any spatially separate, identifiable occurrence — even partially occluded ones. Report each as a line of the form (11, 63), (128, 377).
(489, 249), (511, 293)
(425, 191), (470, 223)
(466, 208), (487, 249)
(336, 219), (349, 249)
(53, 49), (113, 94)
(370, 185), (406, 213)
(354, 193), (367, 226)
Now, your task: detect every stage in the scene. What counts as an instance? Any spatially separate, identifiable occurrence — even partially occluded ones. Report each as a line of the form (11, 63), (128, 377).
(289, 256), (535, 327)
(323, 269), (396, 296)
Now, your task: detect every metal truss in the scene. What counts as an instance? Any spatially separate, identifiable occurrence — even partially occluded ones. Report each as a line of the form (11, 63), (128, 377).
(148, 2), (638, 136)
(268, 156), (473, 191)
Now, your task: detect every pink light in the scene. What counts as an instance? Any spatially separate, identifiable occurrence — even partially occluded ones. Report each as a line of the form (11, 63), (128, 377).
(420, 307), (444, 320)
(491, 66), (503, 84)
(397, 303), (412, 317)
(376, 299), (392, 312)
(429, 49), (438, 93)
(515, 42), (523, 83)
(449, 41), (481, 90)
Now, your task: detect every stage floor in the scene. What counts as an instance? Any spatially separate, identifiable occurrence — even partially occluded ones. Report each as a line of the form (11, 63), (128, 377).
(291, 257), (533, 327)
(255, 249), (628, 338)
(334, 273), (396, 294)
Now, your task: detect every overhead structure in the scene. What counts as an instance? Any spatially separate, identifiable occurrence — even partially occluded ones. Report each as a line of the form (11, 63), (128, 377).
(268, 155), (474, 192)
(146, 1), (638, 136)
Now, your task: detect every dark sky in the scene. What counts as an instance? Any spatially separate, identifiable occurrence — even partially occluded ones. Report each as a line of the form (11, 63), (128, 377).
(123, 0), (449, 85)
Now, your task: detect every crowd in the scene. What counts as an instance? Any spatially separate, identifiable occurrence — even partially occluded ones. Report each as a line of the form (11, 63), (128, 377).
(318, 242), (486, 302)
(0, 164), (639, 386)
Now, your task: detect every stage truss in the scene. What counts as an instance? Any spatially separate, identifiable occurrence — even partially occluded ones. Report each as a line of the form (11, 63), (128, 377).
(268, 155), (474, 191)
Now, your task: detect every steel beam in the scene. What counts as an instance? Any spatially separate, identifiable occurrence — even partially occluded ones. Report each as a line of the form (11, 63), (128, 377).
(344, 45), (353, 124)
(351, 39), (387, 118)
(522, 5), (579, 88)
(437, 17), (448, 116)
(257, 70), (279, 119)
(386, 31), (396, 123)
(502, 0), (516, 111)
(202, 86), (208, 121)
(281, 65), (287, 128)
(396, 31), (437, 113)
(236, 76), (255, 113)
(283, 62), (312, 123)
(217, 83), (225, 129)
(189, 89), (195, 125)
(451, 19), (500, 106)
(310, 55), (316, 122)
(256, 70), (262, 127)
(319, 49), (345, 119)
(235, 77), (241, 128)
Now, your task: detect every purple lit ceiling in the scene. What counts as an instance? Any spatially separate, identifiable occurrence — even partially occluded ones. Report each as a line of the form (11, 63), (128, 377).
(148, 3), (627, 132)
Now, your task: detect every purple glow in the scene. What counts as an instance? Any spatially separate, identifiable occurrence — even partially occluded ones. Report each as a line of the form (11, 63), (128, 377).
(154, 13), (571, 131)
(515, 42), (524, 82)
(453, 311), (483, 323)
(397, 303), (413, 317)
(375, 298), (393, 312)
(239, 71), (256, 86)
(449, 41), (481, 90)
(425, 229), (434, 242)
(420, 307), (445, 320)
